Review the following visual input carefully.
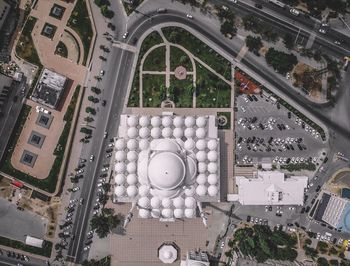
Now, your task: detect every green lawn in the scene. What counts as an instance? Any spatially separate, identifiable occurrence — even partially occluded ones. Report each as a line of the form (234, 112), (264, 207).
(163, 26), (231, 80)
(55, 41), (68, 58)
(142, 74), (166, 107)
(67, 0), (93, 65)
(196, 63), (231, 108)
(170, 46), (193, 71)
(143, 45), (166, 71)
(170, 75), (193, 108)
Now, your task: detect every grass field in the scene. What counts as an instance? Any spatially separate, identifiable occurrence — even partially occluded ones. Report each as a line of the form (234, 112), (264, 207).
(142, 74), (166, 107)
(170, 75), (193, 108)
(143, 45), (166, 71)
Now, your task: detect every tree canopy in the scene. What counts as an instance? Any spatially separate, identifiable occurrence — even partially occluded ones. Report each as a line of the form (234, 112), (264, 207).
(265, 48), (298, 74)
(90, 208), (122, 238)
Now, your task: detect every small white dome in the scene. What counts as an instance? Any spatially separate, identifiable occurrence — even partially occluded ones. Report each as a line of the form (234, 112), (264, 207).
(139, 185), (150, 197)
(173, 128), (183, 138)
(184, 139), (195, 150)
(115, 162), (126, 173)
(208, 162), (218, 173)
(126, 185), (138, 197)
(150, 197), (161, 208)
(196, 151), (207, 162)
(127, 116), (138, 127)
(114, 186), (125, 197)
(198, 162), (207, 173)
(162, 208), (173, 218)
(151, 127), (161, 138)
(162, 116), (173, 127)
(207, 174), (218, 185)
(151, 209), (160, 218)
(162, 198), (172, 208)
(196, 185), (207, 196)
(127, 162), (137, 173)
(162, 127), (172, 138)
(126, 174), (138, 185)
(173, 116), (184, 127)
(139, 116), (150, 127)
(127, 151), (138, 161)
(184, 186), (195, 196)
(184, 128), (195, 138)
(184, 116), (195, 127)
(196, 139), (207, 150)
(139, 209), (150, 218)
(184, 208), (195, 218)
(115, 151), (126, 161)
(173, 197), (185, 208)
(174, 209), (184, 218)
(196, 174), (207, 185)
(185, 197), (196, 208)
(139, 127), (150, 138)
(208, 185), (219, 196)
(196, 128), (206, 139)
(115, 139), (126, 150)
(207, 139), (217, 150)
(196, 116), (207, 127)
(151, 116), (161, 127)
(139, 139), (149, 150)
(114, 174), (125, 185)
(207, 151), (218, 162)
(127, 127), (138, 138)
(127, 139), (138, 150)
(138, 197), (150, 208)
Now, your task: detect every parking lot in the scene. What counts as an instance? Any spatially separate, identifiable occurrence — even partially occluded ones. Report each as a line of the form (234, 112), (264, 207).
(235, 93), (327, 166)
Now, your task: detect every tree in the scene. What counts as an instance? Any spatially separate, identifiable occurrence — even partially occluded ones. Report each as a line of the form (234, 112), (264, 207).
(245, 36), (262, 52)
(80, 127), (92, 135)
(304, 246), (318, 259)
(86, 107), (96, 115)
(283, 33), (294, 50)
(90, 208), (122, 238)
(179, 55), (189, 65)
(88, 95), (99, 103)
(317, 257), (329, 266)
(100, 5), (114, 18)
(168, 31), (180, 43)
(84, 116), (94, 123)
(329, 260), (339, 266)
(186, 84), (194, 96)
(220, 21), (237, 36)
(91, 86), (101, 94)
(265, 48), (298, 75)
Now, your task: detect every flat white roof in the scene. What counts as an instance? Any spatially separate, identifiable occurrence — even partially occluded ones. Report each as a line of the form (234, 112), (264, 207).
(322, 196), (348, 228)
(236, 171), (308, 206)
(25, 236), (43, 248)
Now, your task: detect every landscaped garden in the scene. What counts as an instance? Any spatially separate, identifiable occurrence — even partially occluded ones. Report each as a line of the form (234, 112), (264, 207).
(170, 75), (193, 108)
(142, 74), (166, 107)
(143, 45), (166, 71)
(170, 46), (193, 71)
(55, 41), (68, 58)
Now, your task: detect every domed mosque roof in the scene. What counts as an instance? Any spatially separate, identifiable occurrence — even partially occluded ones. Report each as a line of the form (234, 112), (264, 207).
(151, 116), (161, 127)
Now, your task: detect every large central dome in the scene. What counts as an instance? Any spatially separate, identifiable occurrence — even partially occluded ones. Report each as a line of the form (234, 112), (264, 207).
(148, 151), (186, 190)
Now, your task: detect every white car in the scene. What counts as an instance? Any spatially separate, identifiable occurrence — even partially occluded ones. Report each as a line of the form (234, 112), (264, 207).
(76, 169), (84, 174)
(334, 40), (341, 45)
(122, 32), (129, 39)
(90, 155), (94, 162)
(72, 187), (80, 192)
(229, 0), (238, 2)
(83, 245), (90, 251)
(186, 14), (193, 19)
(36, 106), (44, 113)
(319, 28), (326, 34)
(222, 5), (229, 11)
(100, 70), (105, 76)
(104, 131), (108, 139)
(290, 8), (300, 16)
(101, 167), (109, 172)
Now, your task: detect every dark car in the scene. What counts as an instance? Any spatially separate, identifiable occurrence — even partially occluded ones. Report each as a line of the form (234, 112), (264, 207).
(255, 3), (263, 9)
(102, 100), (107, 106)
(247, 215), (251, 222)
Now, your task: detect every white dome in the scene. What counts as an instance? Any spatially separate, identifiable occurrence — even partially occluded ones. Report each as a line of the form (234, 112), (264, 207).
(196, 128), (206, 139)
(185, 197), (196, 208)
(115, 162), (126, 173)
(148, 152), (185, 190)
(196, 116), (207, 127)
(127, 127), (138, 138)
(126, 185), (138, 197)
(196, 185), (207, 196)
(114, 186), (125, 197)
(151, 127), (161, 138)
(154, 139), (179, 152)
(196, 139), (207, 150)
(139, 127), (150, 138)
(150, 197), (161, 208)
(127, 151), (138, 161)
(207, 139), (217, 150)
(139, 116), (150, 127)
(184, 139), (195, 150)
(173, 128), (183, 138)
(207, 151), (218, 162)
(127, 116), (138, 127)
(139, 139), (149, 150)
(139, 185), (150, 197)
(127, 139), (138, 150)
(173, 197), (185, 208)
(208, 162), (218, 173)
(151, 116), (161, 127)
(115, 151), (126, 161)
(208, 185), (219, 196)
(184, 128), (195, 138)
(127, 162), (137, 173)
(139, 209), (150, 218)
(184, 186), (195, 196)
(174, 209), (184, 218)
(196, 174), (207, 185)
(151, 209), (160, 218)
(126, 174), (138, 185)
(162, 116), (173, 127)
(138, 197), (150, 208)
(184, 116), (195, 127)
(198, 162), (207, 173)
(163, 250), (172, 259)
(185, 156), (197, 182)
(184, 208), (195, 218)
(162, 127), (172, 138)
(115, 139), (126, 150)
(196, 151), (207, 162)
(207, 174), (218, 185)
(162, 208), (173, 218)
(162, 198), (172, 208)
(173, 116), (184, 127)
(115, 174), (125, 185)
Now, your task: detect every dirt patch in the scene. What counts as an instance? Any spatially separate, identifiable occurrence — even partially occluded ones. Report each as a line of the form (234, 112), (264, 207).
(0, 177), (13, 199)
(292, 63), (322, 93)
